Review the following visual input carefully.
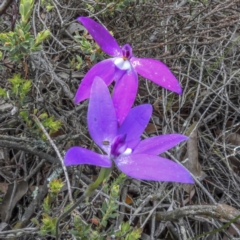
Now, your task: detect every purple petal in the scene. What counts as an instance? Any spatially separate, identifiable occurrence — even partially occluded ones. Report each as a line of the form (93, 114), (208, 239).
(113, 67), (126, 83)
(115, 154), (194, 183)
(130, 57), (182, 94)
(134, 134), (188, 155)
(74, 59), (115, 104)
(118, 104), (152, 148)
(88, 78), (117, 153)
(64, 147), (111, 168)
(78, 17), (121, 57)
(112, 69), (138, 125)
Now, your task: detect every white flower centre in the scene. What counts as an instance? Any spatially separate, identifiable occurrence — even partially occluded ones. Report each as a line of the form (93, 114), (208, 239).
(114, 58), (131, 70)
(121, 148), (132, 156)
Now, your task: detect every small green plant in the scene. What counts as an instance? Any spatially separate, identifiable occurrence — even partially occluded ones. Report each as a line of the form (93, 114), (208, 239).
(69, 55), (83, 70)
(74, 32), (105, 64)
(39, 179), (64, 235)
(19, 0), (34, 24)
(43, 179), (64, 214)
(0, 87), (7, 98)
(41, 0), (54, 12)
(43, 194), (51, 213)
(97, 174), (126, 230)
(0, 74), (62, 140)
(69, 173), (141, 239)
(0, 73), (31, 103)
(40, 213), (57, 236)
(0, 50), (2, 70)
(188, 0), (207, 5)
(69, 215), (92, 240)
(85, 0), (138, 17)
(9, 74), (32, 102)
(115, 222), (142, 240)
(0, 0), (50, 62)
(38, 113), (62, 137)
(19, 110), (62, 140)
(48, 178), (65, 195)
(19, 108), (62, 140)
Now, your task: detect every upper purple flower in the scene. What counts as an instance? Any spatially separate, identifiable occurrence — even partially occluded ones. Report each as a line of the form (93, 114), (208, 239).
(74, 17), (183, 125)
(65, 77), (193, 183)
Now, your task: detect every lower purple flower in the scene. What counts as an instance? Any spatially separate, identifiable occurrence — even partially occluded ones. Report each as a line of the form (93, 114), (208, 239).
(64, 78), (193, 183)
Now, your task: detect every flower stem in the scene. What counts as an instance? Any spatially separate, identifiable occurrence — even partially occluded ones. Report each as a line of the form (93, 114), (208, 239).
(86, 167), (112, 197)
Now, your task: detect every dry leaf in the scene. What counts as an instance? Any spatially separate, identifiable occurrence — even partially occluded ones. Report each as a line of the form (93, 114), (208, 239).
(183, 122), (204, 193)
(145, 123), (160, 134)
(223, 224), (240, 240)
(125, 194), (133, 205)
(228, 156), (240, 174)
(0, 182), (8, 194)
(41, 13), (46, 20)
(0, 100), (13, 113)
(57, 71), (84, 80)
(216, 129), (240, 173)
(153, 97), (161, 114)
(23, 61), (28, 78)
(216, 129), (240, 146)
(186, 123), (201, 176)
(0, 181), (28, 222)
(91, 217), (99, 225)
(3, 57), (14, 71)
(49, 129), (65, 138)
(67, 22), (85, 34)
(0, 148), (4, 160)
(53, 54), (61, 63)
(0, 222), (10, 232)
(182, 188), (195, 206)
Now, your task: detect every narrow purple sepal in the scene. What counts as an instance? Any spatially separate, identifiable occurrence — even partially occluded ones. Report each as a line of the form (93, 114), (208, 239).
(115, 154), (194, 183)
(64, 147), (111, 168)
(78, 17), (121, 57)
(133, 134), (189, 155)
(88, 78), (117, 153)
(112, 69), (138, 125)
(118, 104), (152, 144)
(130, 57), (182, 94)
(74, 59), (115, 104)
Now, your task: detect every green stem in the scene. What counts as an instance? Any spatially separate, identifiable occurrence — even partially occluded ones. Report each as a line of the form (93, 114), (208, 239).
(86, 167), (112, 197)
(189, 214), (240, 240)
(55, 194), (86, 240)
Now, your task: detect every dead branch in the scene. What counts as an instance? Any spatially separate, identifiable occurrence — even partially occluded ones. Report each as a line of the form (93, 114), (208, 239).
(156, 204), (240, 224)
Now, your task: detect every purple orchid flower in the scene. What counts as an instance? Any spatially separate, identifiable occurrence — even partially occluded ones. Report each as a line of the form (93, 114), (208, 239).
(74, 17), (182, 125)
(65, 77), (193, 183)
